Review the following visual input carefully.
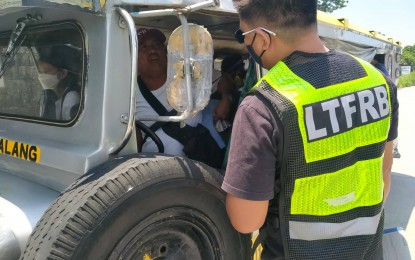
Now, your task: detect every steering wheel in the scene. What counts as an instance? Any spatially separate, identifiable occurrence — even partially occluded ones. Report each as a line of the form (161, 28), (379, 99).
(135, 120), (165, 153)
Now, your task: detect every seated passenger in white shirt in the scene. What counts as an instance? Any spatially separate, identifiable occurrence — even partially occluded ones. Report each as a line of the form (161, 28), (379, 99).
(135, 28), (202, 156)
(135, 28), (225, 165)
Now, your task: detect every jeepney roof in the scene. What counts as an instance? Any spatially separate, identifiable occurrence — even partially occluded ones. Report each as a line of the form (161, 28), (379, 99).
(317, 10), (401, 47)
(0, 0), (104, 12)
(0, 0), (235, 14)
(0, 0), (401, 48)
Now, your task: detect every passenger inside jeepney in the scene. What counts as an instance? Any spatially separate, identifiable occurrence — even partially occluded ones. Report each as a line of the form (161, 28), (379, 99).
(36, 45), (81, 121)
(211, 54), (246, 130)
(370, 54), (389, 76)
(135, 27), (226, 168)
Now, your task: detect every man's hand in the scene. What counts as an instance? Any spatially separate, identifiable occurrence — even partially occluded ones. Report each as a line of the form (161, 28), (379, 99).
(214, 97), (232, 121)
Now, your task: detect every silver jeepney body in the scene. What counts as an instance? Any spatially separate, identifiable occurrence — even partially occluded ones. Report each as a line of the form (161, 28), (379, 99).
(0, 1), (402, 258)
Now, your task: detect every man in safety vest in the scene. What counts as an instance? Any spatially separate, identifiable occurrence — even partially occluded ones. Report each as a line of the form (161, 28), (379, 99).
(222, 0), (399, 259)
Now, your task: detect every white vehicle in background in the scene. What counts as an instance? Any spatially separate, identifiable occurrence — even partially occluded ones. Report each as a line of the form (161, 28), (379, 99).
(317, 11), (402, 83)
(0, 1), (402, 259)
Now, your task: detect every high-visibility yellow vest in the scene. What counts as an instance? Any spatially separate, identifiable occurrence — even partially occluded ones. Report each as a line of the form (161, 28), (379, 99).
(252, 55), (391, 259)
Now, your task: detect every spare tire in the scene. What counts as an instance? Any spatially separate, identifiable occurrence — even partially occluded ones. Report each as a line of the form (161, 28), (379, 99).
(20, 155), (251, 260)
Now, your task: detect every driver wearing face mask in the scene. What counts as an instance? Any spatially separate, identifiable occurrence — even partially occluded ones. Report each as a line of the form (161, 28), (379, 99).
(37, 45), (81, 121)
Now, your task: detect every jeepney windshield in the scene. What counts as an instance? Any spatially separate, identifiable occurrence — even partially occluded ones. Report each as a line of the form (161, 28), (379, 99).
(0, 22), (84, 124)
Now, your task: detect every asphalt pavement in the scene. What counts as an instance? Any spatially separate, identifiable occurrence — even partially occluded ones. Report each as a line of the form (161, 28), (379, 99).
(384, 86), (415, 258)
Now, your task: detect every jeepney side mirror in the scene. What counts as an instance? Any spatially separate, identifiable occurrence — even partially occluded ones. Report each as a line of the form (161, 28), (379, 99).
(166, 24), (213, 114)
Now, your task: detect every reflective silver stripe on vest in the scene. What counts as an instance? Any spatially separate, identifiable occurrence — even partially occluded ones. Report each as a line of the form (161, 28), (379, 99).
(289, 211), (382, 241)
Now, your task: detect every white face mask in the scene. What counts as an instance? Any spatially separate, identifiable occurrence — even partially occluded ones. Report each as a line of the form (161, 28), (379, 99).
(38, 73), (59, 90)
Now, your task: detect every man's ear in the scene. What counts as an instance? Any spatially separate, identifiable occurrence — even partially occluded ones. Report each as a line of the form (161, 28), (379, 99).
(57, 69), (68, 80)
(255, 28), (272, 50)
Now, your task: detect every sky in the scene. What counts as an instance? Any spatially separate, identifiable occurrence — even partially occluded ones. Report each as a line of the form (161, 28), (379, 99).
(331, 0), (415, 47)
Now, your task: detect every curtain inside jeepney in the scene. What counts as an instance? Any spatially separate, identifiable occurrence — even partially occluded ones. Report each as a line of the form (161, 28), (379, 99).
(321, 36), (377, 62)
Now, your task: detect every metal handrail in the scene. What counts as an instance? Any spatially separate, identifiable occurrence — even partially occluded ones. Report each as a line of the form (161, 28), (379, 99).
(124, 0), (216, 17)
(110, 7), (138, 155)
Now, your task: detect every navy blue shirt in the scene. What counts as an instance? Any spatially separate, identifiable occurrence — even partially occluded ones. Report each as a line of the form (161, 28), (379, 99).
(374, 62), (389, 76)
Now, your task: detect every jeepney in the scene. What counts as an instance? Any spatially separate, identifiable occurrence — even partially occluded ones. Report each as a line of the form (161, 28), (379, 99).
(0, 0), (402, 259)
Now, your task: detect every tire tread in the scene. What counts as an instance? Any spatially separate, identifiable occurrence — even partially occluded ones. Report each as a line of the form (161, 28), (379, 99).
(20, 156), (247, 260)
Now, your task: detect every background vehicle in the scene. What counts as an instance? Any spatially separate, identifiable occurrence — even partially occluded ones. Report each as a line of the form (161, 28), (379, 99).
(0, 1), (402, 259)
(316, 11), (402, 83)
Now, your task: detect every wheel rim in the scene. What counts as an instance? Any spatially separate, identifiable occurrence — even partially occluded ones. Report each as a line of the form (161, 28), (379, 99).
(109, 207), (224, 260)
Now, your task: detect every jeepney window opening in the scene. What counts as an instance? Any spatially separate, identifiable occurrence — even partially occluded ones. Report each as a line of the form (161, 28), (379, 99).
(0, 21), (86, 126)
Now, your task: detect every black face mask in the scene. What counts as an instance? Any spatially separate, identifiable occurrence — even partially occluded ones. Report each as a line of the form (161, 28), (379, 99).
(246, 33), (266, 67)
